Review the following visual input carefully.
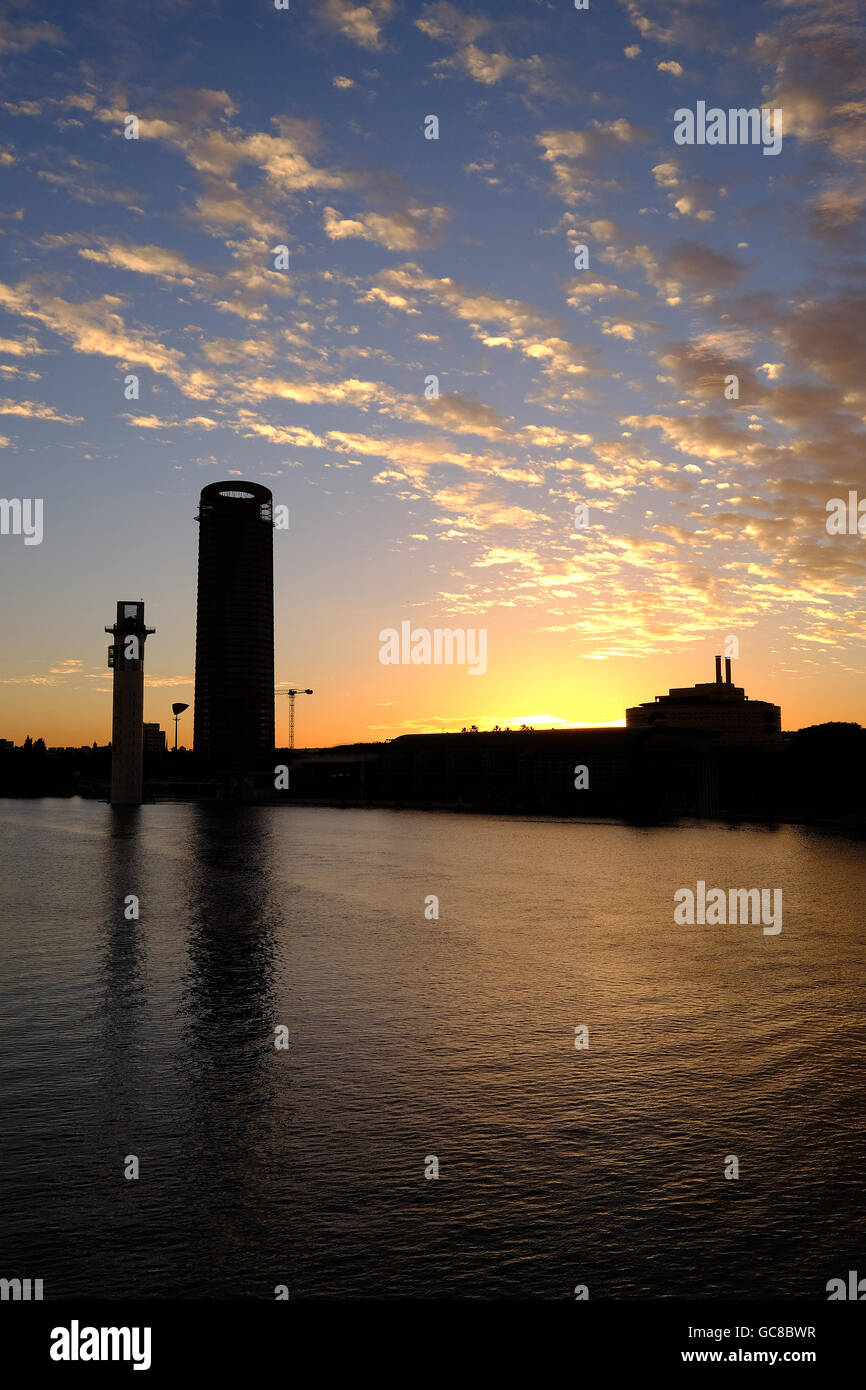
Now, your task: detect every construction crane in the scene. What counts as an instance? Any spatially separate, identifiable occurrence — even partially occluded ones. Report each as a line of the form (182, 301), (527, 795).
(281, 687), (313, 749)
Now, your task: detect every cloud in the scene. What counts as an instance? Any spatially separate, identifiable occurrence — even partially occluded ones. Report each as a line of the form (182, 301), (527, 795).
(80, 95), (357, 240)
(416, 0), (510, 83)
(600, 318), (660, 340)
(72, 233), (300, 328)
(319, 0), (395, 50)
(537, 120), (649, 203)
(37, 157), (145, 211)
(566, 276), (641, 308)
(400, 393), (511, 439)
(365, 261), (552, 337)
(602, 237), (744, 303)
(0, 334), (45, 358)
(622, 411), (769, 464)
(362, 262), (605, 400)
(200, 335), (279, 365)
(190, 182), (284, 240)
(0, 396), (82, 423)
(417, 4), (570, 99)
(122, 413), (221, 431)
(75, 88), (444, 258)
(0, 363), (39, 381)
(539, 120), (649, 162)
(751, 1), (866, 154)
(235, 375), (392, 410)
(234, 416), (329, 448)
(78, 242), (198, 286)
(2, 99), (44, 116)
(0, 279), (213, 398)
(323, 202), (450, 250)
(652, 160), (723, 221)
(415, 3), (490, 44)
(464, 159), (501, 187)
(0, 18), (62, 54)
(619, 0), (725, 48)
(435, 42), (513, 85)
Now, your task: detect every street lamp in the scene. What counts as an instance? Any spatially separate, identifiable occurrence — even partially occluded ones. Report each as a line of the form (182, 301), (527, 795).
(171, 702), (189, 752)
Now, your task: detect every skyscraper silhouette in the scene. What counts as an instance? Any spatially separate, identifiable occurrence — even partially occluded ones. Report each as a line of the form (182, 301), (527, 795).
(194, 482), (275, 770)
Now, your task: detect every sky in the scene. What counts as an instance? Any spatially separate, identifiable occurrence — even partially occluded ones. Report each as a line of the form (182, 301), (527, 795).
(0, 0), (864, 748)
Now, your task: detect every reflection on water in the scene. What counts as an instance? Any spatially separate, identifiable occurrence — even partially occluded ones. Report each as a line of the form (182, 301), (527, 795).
(180, 805), (281, 1094)
(1, 799), (865, 1299)
(99, 809), (147, 1136)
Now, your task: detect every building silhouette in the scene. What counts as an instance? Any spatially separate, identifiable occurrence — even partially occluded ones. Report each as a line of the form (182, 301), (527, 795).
(143, 723), (166, 756)
(105, 600), (155, 804)
(193, 482), (275, 771)
(625, 656), (782, 745)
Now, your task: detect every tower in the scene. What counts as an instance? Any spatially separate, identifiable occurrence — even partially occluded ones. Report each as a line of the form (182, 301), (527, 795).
(194, 482), (275, 770)
(105, 601), (155, 805)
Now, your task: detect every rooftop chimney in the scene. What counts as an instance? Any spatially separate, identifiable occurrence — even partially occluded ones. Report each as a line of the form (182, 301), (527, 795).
(725, 656), (732, 685)
(714, 655), (722, 684)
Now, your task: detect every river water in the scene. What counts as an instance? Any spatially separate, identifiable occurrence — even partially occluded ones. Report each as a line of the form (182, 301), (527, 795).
(1, 799), (864, 1299)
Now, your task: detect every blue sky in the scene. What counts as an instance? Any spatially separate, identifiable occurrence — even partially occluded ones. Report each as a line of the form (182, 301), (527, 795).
(0, 0), (864, 745)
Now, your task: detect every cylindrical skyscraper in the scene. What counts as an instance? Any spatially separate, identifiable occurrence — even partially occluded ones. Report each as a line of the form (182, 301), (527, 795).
(194, 482), (275, 770)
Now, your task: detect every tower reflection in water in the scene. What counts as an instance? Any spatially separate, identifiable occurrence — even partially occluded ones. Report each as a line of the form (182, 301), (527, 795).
(99, 807), (147, 1129)
(177, 804), (291, 1295)
(94, 803), (291, 1296)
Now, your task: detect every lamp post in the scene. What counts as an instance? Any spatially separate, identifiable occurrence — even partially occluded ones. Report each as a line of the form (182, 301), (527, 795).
(171, 702), (189, 752)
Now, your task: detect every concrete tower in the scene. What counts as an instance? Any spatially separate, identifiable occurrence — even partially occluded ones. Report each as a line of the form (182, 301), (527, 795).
(194, 482), (275, 770)
(105, 601), (155, 805)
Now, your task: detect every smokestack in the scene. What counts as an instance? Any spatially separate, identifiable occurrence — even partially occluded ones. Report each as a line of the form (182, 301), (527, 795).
(714, 655), (722, 684)
(725, 656), (732, 685)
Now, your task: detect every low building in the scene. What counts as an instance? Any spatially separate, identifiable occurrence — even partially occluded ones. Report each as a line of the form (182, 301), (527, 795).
(143, 723), (167, 756)
(626, 657), (781, 745)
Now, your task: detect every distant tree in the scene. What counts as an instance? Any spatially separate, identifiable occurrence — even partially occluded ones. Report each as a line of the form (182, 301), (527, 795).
(33, 737), (47, 754)
(786, 721), (866, 816)
(519, 724), (535, 731)
(23, 735), (32, 752)
(792, 722), (863, 742)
